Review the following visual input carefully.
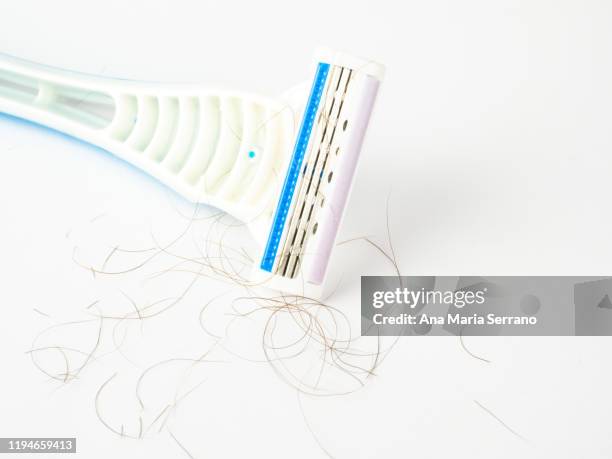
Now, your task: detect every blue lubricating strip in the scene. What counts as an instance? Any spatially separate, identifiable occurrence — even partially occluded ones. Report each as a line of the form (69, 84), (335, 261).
(260, 62), (330, 272)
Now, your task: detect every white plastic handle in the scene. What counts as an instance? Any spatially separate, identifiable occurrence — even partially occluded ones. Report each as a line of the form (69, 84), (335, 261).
(0, 54), (296, 222)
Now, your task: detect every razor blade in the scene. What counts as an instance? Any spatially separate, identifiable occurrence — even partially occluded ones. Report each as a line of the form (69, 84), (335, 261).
(0, 49), (384, 293)
(257, 50), (383, 292)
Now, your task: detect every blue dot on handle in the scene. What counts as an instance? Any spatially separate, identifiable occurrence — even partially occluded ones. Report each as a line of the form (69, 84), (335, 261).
(248, 150), (256, 159)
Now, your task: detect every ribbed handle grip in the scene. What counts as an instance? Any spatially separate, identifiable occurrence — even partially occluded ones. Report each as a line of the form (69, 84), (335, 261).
(0, 54), (295, 221)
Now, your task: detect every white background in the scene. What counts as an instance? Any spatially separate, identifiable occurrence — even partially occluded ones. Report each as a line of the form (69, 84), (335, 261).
(1, 0), (612, 458)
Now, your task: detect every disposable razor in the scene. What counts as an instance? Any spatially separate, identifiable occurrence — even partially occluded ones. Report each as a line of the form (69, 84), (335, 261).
(0, 49), (384, 293)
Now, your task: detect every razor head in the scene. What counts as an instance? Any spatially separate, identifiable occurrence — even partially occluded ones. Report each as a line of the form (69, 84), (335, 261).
(258, 50), (383, 288)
